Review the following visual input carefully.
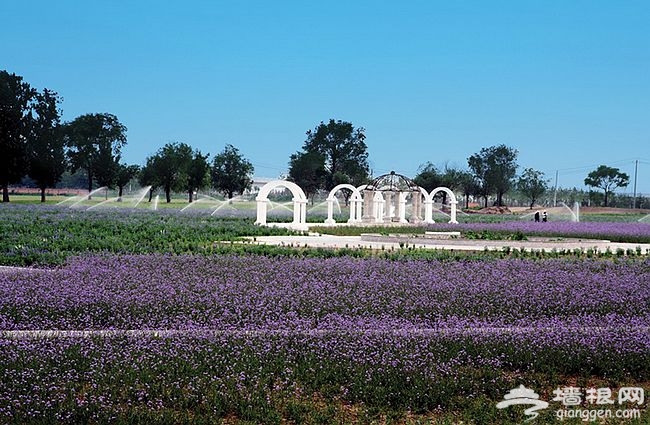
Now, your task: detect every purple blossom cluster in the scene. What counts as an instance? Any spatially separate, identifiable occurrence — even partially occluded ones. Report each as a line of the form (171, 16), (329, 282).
(429, 221), (650, 243)
(1, 255), (648, 331)
(0, 254), (648, 421)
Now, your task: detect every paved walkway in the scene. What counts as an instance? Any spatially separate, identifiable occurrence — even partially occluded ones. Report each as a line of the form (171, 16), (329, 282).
(249, 234), (650, 254)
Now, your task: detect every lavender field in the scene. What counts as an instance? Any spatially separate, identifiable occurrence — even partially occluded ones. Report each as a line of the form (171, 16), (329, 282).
(316, 220), (650, 244)
(428, 221), (650, 244)
(1, 254), (648, 423)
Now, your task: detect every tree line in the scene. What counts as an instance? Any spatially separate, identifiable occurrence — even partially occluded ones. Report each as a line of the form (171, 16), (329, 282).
(287, 121), (632, 209)
(0, 70), (254, 203)
(1, 70), (632, 207)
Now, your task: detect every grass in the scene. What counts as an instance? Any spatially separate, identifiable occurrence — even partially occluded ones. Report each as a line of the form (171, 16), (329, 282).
(0, 204), (300, 266)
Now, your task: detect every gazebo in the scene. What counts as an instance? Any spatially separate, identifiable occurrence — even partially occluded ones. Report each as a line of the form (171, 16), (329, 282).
(361, 171), (422, 223)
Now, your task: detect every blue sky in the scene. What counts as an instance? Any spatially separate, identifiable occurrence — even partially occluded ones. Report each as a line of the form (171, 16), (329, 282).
(3, 1), (649, 193)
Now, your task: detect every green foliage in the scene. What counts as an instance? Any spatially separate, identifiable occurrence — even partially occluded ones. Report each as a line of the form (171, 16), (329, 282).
(26, 88), (66, 202)
(6, 206), (645, 266)
(185, 150), (210, 202)
(0, 206), (296, 266)
(114, 163), (140, 199)
(0, 70), (37, 202)
(287, 151), (327, 201)
(517, 168), (548, 209)
(468, 144), (518, 207)
(584, 165), (630, 207)
(463, 229), (527, 241)
(291, 119), (370, 191)
(211, 144), (254, 199)
(413, 162), (442, 193)
(143, 142), (197, 203)
(64, 113), (128, 193)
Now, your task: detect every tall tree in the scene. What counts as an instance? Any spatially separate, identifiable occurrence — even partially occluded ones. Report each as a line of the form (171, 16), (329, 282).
(146, 142), (193, 203)
(185, 150), (210, 202)
(27, 88), (66, 202)
(439, 165), (469, 205)
(300, 119), (370, 190)
(0, 70), (36, 202)
(115, 163), (140, 201)
(64, 113), (127, 197)
(457, 171), (479, 209)
(584, 165), (629, 207)
(468, 144), (518, 207)
(413, 162), (442, 193)
(138, 157), (159, 202)
(287, 151), (327, 203)
(211, 144), (254, 199)
(517, 168), (548, 209)
(467, 153), (492, 208)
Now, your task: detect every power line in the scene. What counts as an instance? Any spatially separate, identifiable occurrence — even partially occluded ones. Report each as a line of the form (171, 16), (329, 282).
(555, 158), (641, 173)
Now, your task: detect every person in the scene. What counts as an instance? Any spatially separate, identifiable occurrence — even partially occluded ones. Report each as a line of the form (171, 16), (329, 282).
(542, 211), (548, 222)
(534, 211), (540, 222)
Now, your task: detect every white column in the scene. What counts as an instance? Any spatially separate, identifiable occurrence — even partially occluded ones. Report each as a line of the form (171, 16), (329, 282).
(398, 193), (407, 223)
(325, 198), (336, 224)
(293, 198), (308, 226)
(362, 190), (374, 222)
(410, 191), (422, 223)
(292, 198), (301, 224)
(424, 199), (434, 224)
(384, 192), (393, 222)
(299, 199), (307, 225)
(373, 191), (384, 223)
(347, 198), (358, 223)
(449, 200), (458, 224)
(255, 199), (267, 225)
(355, 197), (363, 223)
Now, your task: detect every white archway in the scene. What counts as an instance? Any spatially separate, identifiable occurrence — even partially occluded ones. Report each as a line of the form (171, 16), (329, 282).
(255, 180), (308, 230)
(324, 184), (363, 224)
(423, 186), (458, 224)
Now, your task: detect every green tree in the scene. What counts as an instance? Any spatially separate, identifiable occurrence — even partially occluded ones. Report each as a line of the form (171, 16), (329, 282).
(185, 150), (210, 202)
(138, 157), (159, 202)
(0, 70), (36, 202)
(584, 165), (629, 207)
(287, 151), (327, 203)
(115, 164), (140, 201)
(413, 162), (442, 193)
(27, 88), (66, 202)
(57, 170), (88, 189)
(299, 119), (370, 190)
(64, 113), (127, 197)
(468, 144), (518, 207)
(457, 171), (479, 209)
(517, 168), (549, 209)
(146, 142), (193, 203)
(416, 163), (469, 205)
(467, 153), (492, 208)
(440, 165), (473, 206)
(211, 144), (253, 199)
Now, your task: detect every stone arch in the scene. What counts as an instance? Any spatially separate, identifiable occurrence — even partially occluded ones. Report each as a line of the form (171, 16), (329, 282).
(324, 184), (362, 224)
(255, 180), (308, 230)
(424, 186), (458, 224)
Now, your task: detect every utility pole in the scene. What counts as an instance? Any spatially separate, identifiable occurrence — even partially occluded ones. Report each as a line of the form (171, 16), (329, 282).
(553, 170), (558, 207)
(632, 159), (638, 209)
